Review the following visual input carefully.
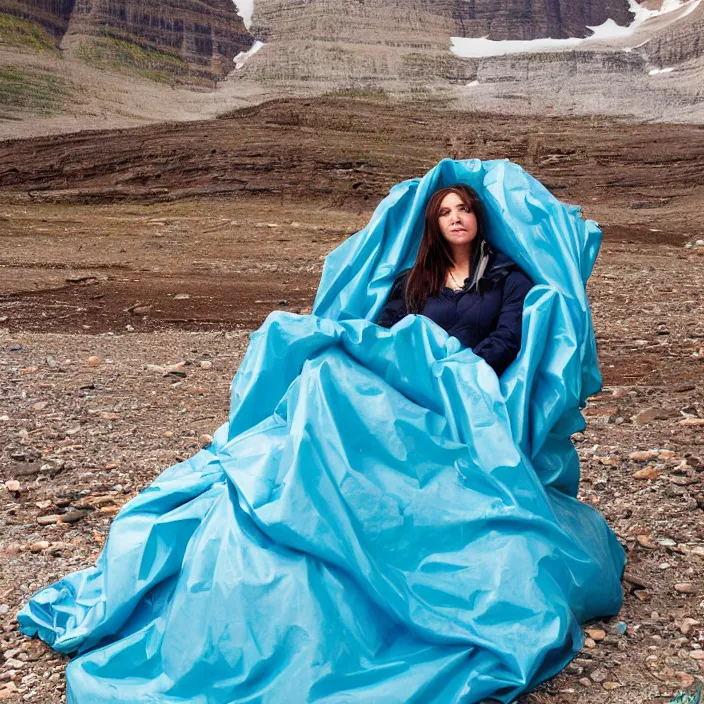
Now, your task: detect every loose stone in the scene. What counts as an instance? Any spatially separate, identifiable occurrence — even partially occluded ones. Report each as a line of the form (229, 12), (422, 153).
(633, 467), (661, 480)
(585, 628), (606, 641)
(590, 668), (607, 683)
(629, 450), (657, 462)
(29, 541), (50, 553)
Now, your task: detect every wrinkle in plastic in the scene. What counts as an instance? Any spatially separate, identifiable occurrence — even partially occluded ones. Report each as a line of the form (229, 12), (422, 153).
(18, 159), (625, 704)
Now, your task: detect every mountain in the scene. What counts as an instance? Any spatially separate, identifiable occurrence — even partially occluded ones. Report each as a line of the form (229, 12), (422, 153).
(243, 0), (635, 83)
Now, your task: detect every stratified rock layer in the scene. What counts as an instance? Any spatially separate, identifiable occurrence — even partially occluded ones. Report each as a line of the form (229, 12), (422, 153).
(643, 3), (704, 66)
(0, 0), (74, 41)
(244, 0), (634, 85)
(1, 0), (252, 77)
(251, 0), (634, 44)
(64, 0), (251, 77)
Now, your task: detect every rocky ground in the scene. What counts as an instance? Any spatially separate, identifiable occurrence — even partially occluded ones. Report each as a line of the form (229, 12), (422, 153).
(0, 97), (703, 703)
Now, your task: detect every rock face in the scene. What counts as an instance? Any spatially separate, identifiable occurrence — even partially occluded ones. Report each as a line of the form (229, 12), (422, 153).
(453, 0), (634, 40)
(65, 0), (251, 77)
(244, 0), (634, 83)
(251, 0), (634, 45)
(0, 0), (74, 41)
(644, 3), (704, 66)
(1, 0), (252, 77)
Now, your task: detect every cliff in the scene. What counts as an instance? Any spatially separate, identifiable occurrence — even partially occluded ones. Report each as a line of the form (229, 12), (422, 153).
(0, 0), (252, 78)
(251, 0), (634, 45)
(642, 2), (704, 67)
(244, 0), (634, 83)
(0, 0), (73, 41)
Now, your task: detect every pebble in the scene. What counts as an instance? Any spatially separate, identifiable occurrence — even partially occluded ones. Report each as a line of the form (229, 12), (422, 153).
(198, 434), (213, 448)
(87, 356), (101, 366)
(602, 682), (623, 690)
(675, 617), (700, 635)
(31, 401), (48, 412)
(633, 467), (661, 480)
(36, 514), (61, 526)
(5, 480), (20, 493)
(578, 677), (591, 687)
(3, 658), (24, 670)
(29, 541), (50, 553)
(675, 583), (696, 594)
(675, 672), (696, 688)
(0, 682), (18, 699)
(0, 605), (8, 616)
(689, 650), (704, 660)
(585, 628), (606, 641)
(590, 668), (607, 683)
(636, 534), (657, 549)
(629, 450), (658, 462)
(60, 510), (89, 525)
(679, 418), (704, 426)
(173, 293), (190, 300)
(583, 637), (596, 649)
(633, 407), (672, 424)
(199, 360), (213, 370)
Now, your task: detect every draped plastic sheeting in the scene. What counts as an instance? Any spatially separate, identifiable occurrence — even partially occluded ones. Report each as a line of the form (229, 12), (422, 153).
(19, 159), (625, 704)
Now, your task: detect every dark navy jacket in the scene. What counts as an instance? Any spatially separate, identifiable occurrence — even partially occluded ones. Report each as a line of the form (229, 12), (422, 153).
(377, 252), (533, 375)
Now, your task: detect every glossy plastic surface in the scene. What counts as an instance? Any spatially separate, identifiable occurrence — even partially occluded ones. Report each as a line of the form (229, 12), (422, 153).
(19, 159), (625, 703)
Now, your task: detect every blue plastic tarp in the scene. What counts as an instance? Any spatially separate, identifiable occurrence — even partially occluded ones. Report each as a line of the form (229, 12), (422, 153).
(19, 158), (625, 703)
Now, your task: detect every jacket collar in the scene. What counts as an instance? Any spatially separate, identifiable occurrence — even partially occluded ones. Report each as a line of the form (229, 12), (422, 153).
(466, 241), (516, 293)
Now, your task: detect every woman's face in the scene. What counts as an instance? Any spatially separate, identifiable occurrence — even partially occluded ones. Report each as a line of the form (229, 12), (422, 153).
(437, 192), (478, 248)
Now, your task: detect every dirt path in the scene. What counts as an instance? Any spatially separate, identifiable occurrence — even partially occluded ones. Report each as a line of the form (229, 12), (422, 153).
(0, 98), (703, 703)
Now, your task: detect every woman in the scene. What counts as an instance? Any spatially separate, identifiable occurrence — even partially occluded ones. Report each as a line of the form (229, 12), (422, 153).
(378, 184), (533, 375)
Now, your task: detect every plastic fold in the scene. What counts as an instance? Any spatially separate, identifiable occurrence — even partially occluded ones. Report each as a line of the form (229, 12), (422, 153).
(18, 158), (625, 704)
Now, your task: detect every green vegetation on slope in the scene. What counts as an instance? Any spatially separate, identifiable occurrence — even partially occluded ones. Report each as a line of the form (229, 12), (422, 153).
(0, 13), (60, 54)
(76, 34), (194, 85)
(0, 65), (71, 117)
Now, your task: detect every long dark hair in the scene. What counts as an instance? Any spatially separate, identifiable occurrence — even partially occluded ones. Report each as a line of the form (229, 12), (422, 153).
(405, 184), (487, 313)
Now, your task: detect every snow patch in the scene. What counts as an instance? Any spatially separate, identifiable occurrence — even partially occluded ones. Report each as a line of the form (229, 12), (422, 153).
(649, 66), (675, 74)
(465, 80), (479, 87)
(451, 36), (581, 58)
(234, 40), (264, 69)
(232, 0), (253, 29)
(451, 0), (701, 58)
